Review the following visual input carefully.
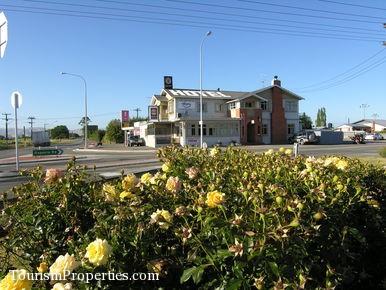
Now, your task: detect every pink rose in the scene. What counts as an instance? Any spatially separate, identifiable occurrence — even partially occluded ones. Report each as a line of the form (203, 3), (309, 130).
(44, 168), (64, 184)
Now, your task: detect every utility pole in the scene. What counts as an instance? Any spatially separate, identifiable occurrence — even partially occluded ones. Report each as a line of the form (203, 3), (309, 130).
(360, 104), (369, 120)
(28, 116), (35, 138)
(133, 108), (141, 119)
(2, 113), (11, 145)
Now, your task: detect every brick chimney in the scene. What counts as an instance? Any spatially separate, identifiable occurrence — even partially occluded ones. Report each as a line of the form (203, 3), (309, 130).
(271, 75), (281, 86)
(270, 76), (287, 144)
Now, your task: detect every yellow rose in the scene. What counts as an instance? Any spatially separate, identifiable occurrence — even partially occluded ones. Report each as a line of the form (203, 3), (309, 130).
(50, 253), (80, 278)
(85, 238), (112, 266)
(265, 149), (274, 155)
(206, 190), (225, 207)
(285, 149), (293, 155)
(150, 209), (173, 229)
(336, 159), (348, 170)
(103, 184), (117, 201)
(37, 262), (48, 273)
(122, 174), (137, 190)
(0, 269), (33, 290)
(165, 177), (181, 194)
(161, 162), (171, 172)
(52, 282), (73, 290)
(140, 172), (153, 185)
(119, 190), (135, 200)
(210, 147), (219, 157)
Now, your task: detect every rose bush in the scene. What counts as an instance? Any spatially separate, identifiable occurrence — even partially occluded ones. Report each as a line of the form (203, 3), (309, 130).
(0, 147), (385, 289)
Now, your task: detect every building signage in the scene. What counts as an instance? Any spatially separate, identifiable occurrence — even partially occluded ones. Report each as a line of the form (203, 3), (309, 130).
(177, 101), (196, 110)
(148, 106), (158, 121)
(168, 89), (232, 98)
(122, 110), (129, 122)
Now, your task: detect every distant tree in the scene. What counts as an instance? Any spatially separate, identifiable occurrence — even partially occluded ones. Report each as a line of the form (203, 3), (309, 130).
(50, 125), (70, 139)
(316, 107), (327, 127)
(69, 132), (80, 139)
(129, 117), (147, 126)
(105, 119), (124, 143)
(299, 112), (313, 129)
(90, 129), (106, 143)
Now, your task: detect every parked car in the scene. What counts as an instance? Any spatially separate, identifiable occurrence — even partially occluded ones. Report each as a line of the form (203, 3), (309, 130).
(291, 131), (319, 145)
(128, 135), (144, 146)
(364, 133), (384, 140)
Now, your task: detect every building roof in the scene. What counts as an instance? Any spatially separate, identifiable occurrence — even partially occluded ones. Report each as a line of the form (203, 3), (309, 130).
(160, 84), (304, 101)
(353, 119), (386, 127)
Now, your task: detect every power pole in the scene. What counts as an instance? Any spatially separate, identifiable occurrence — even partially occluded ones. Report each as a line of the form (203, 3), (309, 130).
(28, 116), (35, 138)
(133, 108), (141, 119)
(360, 104), (369, 120)
(2, 113), (11, 144)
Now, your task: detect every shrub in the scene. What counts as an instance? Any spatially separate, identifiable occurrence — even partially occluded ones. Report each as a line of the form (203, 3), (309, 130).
(0, 147), (385, 289)
(379, 146), (386, 158)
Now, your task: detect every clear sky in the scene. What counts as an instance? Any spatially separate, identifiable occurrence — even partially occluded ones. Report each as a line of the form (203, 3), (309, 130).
(0, 0), (385, 131)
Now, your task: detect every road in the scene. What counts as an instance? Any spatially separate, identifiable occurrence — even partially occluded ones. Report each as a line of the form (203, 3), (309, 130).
(1, 140), (385, 194)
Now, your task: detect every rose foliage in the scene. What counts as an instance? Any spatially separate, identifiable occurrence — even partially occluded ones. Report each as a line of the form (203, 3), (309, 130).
(0, 147), (385, 289)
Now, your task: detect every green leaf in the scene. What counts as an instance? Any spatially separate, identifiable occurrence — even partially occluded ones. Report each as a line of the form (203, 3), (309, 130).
(180, 266), (197, 284)
(226, 278), (243, 290)
(268, 261), (280, 278)
(192, 266), (205, 284)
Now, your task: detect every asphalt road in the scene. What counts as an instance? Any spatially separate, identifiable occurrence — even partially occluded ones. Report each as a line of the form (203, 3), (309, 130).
(1, 140), (385, 194)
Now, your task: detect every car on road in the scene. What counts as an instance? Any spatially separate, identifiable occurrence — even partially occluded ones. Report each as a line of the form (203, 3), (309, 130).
(128, 135), (144, 146)
(364, 133), (384, 140)
(290, 130), (319, 145)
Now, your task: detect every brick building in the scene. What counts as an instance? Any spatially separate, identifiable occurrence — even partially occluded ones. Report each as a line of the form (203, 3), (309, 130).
(138, 76), (304, 147)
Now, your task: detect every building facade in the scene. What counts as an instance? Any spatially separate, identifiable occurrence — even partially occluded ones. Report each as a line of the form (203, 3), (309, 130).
(140, 76), (304, 147)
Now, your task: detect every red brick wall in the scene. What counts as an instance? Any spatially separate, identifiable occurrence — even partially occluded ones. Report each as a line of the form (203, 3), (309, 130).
(271, 86), (287, 144)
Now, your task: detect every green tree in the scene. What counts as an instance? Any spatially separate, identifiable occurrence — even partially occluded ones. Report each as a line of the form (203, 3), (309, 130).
(316, 107), (327, 127)
(90, 129), (106, 143)
(50, 125), (69, 139)
(105, 119), (124, 143)
(299, 112), (313, 129)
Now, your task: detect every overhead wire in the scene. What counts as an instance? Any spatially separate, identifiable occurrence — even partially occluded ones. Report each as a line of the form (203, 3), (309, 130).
(319, 0), (386, 11)
(0, 1), (383, 42)
(294, 47), (386, 92)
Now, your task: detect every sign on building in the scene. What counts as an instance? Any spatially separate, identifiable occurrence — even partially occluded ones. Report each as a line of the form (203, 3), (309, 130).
(148, 106), (158, 121)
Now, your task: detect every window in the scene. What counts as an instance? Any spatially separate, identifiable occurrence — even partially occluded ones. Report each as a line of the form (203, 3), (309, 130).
(288, 124), (295, 135)
(229, 102), (236, 110)
(209, 127), (217, 136)
(245, 101), (254, 108)
(260, 101), (268, 111)
(262, 124), (268, 135)
(168, 101), (174, 113)
(191, 124), (196, 136)
(285, 101), (297, 112)
(215, 103), (222, 112)
(196, 102), (207, 112)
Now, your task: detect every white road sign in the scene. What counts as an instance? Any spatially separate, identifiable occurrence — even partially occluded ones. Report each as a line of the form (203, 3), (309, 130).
(0, 12), (8, 58)
(11, 91), (22, 109)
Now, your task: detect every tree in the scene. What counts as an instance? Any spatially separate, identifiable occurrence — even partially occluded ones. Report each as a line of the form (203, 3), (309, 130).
(105, 119), (124, 143)
(90, 129), (106, 143)
(316, 107), (327, 127)
(299, 112), (313, 129)
(50, 125), (69, 139)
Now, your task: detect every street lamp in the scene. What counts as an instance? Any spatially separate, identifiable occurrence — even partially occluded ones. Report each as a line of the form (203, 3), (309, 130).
(200, 31), (212, 148)
(61, 72), (88, 149)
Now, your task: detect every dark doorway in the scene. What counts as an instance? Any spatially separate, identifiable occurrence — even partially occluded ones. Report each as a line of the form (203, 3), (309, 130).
(247, 122), (256, 143)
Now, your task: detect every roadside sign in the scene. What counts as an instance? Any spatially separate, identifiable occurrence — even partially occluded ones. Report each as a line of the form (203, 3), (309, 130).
(0, 12), (8, 58)
(33, 149), (64, 156)
(11, 91), (22, 109)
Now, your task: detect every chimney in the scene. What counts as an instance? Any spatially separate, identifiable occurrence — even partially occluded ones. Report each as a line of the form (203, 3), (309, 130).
(271, 75), (281, 86)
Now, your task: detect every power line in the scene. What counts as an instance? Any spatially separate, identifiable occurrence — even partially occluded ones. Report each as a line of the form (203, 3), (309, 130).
(1, 3), (382, 42)
(166, 0), (382, 24)
(239, 0), (385, 20)
(294, 47), (386, 91)
(319, 0), (386, 11)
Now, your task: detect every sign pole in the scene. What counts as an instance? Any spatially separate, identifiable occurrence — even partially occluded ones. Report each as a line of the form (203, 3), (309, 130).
(14, 99), (19, 171)
(11, 91), (22, 171)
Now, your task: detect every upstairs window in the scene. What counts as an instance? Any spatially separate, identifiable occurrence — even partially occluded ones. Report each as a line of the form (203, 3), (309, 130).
(260, 101), (268, 111)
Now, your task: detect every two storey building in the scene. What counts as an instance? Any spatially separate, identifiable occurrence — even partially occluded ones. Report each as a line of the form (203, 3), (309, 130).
(140, 76), (304, 147)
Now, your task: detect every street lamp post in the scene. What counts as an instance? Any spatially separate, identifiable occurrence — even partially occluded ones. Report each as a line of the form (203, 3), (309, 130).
(200, 31), (212, 148)
(61, 72), (88, 149)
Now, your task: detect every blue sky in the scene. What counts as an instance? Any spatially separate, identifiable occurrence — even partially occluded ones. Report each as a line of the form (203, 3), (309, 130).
(0, 0), (385, 131)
